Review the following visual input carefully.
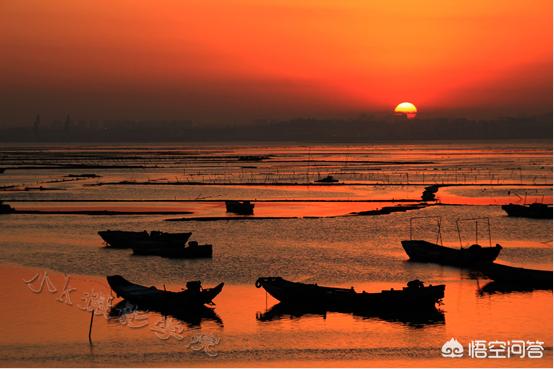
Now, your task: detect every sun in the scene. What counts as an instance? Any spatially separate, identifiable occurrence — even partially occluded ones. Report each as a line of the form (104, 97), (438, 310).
(394, 102), (417, 119)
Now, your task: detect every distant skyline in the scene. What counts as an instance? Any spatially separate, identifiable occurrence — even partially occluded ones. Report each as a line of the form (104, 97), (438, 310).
(1, 0), (552, 125)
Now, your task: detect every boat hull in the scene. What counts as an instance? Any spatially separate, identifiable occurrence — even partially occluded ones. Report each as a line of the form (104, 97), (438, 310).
(401, 240), (501, 266)
(501, 204), (553, 219)
(106, 275), (224, 309)
(481, 263), (553, 288)
(225, 201), (254, 215)
(255, 277), (444, 312)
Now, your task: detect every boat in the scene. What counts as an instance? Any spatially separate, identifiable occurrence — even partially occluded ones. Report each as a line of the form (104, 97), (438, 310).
(132, 240), (213, 259)
(98, 230), (192, 248)
(0, 201), (15, 214)
(401, 240), (502, 266)
(255, 277), (444, 312)
(315, 175), (339, 183)
(106, 275), (224, 310)
(480, 263), (553, 288)
(402, 216), (502, 267)
(225, 200), (255, 215)
(501, 203), (553, 219)
(238, 155), (268, 162)
(421, 184), (439, 201)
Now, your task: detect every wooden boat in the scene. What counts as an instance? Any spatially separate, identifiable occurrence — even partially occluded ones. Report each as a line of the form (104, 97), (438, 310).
(501, 203), (553, 219)
(98, 230), (192, 249)
(132, 240), (213, 259)
(421, 184), (439, 201)
(403, 216), (502, 267)
(255, 277), (444, 312)
(401, 240), (502, 266)
(0, 201), (15, 214)
(106, 275), (224, 310)
(225, 200), (254, 215)
(238, 155), (268, 162)
(315, 175), (339, 183)
(480, 263), (553, 288)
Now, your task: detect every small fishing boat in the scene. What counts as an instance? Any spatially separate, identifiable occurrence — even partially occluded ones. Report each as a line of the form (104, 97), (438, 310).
(0, 201), (15, 214)
(315, 175), (339, 183)
(255, 277), (444, 312)
(501, 203), (553, 219)
(421, 184), (439, 201)
(238, 155), (268, 162)
(98, 230), (192, 249)
(480, 263), (553, 288)
(132, 240), (213, 259)
(225, 200), (255, 215)
(106, 275), (224, 310)
(402, 216), (502, 267)
(401, 240), (502, 266)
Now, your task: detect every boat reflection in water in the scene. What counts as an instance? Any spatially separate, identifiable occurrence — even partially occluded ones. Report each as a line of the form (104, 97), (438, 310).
(256, 302), (445, 328)
(109, 299), (223, 328)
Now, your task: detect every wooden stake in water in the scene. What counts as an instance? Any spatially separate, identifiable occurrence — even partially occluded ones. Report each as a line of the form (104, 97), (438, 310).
(88, 310), (95, 345)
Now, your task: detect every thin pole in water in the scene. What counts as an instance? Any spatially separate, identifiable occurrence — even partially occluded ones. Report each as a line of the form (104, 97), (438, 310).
(88, 310), (95, 345)
(475, 221), (478, 245)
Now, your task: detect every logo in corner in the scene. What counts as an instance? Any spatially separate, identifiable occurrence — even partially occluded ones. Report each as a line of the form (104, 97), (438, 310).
(441, 338), (464, 358)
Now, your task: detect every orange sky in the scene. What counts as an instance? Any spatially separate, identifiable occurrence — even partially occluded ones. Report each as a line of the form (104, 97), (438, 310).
(1, 0), (552, 123)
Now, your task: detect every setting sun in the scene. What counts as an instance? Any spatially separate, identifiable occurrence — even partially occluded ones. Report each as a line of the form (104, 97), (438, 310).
(394, 102), (418, 119)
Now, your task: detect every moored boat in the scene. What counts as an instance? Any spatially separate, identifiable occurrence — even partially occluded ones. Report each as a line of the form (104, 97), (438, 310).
(106, 275), (224, 310)
(0, 201), (15, 214)
(501, 203), (553, 219)
(225, 200), (255, 215)
(98, 230), (192, 248)
(255, 277), (444, 312)
(402, 216), (502, 267)
(315, 175), (339, 183)
(480, 263), (553, 288)
(401, 240), (502, 267)
(421, 184), (439, 201)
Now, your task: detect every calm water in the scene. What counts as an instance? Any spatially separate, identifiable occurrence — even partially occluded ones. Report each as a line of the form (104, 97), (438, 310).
(0, 142), (552, 367)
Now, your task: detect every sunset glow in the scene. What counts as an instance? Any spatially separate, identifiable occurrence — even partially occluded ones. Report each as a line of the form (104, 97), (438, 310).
(1, 0), (552, 123)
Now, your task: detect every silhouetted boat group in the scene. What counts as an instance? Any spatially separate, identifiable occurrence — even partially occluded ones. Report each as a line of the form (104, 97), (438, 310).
(106, 274), (445, 326)
(401, 216), (552, 290)
(99, 192), (552, 326)
(99, 230), (212, 259)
